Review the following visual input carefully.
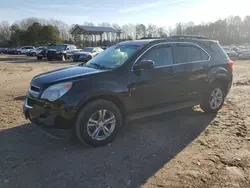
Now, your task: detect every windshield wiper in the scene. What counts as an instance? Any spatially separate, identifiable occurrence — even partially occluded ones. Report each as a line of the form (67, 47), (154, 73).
(89, 63), (110, 70)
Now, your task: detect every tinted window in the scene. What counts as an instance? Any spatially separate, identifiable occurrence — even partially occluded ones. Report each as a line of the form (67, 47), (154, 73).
(143, 46), (173, 67)
(175, 44), (209, 64)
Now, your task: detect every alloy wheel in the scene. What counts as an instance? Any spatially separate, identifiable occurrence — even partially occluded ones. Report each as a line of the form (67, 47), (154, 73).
(209, 88), (223, 110)
(86, 109), (116, 141)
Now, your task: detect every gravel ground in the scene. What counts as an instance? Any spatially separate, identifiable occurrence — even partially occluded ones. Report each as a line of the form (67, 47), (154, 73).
(0, 55), (249, 188)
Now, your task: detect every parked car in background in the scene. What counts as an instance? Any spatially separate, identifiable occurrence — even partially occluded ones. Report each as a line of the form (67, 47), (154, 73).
(3, 48), (9, 53)
(6, 48), (12, 54)
(16, 46), (35, 54)
(73, 47), (103, 62)
(46, 44), (79, 61)
(36, 49), (47, 60)
(0, 48), (5, 53)
(238, 51), (250, 60)
(224, 49), (239, 59)
(11, 47), (19, 54)
(101, 46), (108, 50)
(27, 46), (47, 56)
(23, 36), (233, 147)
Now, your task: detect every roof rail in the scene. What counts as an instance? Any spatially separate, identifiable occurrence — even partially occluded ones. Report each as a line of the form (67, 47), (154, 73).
(140, 37), (163, 39)
(169, 35), (209, 40)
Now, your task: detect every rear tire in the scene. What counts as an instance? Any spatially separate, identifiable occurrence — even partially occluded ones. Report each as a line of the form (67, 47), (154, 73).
(37, 56), (42, 60)
(76, 100), (123, 147)
(200, 83), (226, 113)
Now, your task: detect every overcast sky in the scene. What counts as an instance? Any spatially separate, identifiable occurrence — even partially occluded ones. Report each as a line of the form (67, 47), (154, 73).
(1, 0), (250, 26)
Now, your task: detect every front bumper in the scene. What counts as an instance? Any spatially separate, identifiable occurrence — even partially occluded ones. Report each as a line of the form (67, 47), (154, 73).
(47, 53), (62, 60)
(73, 55), (89, 62)
(23, 97), (76, 129)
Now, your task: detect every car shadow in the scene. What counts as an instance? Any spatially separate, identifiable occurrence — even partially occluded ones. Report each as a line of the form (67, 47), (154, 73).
(0, 108), (215, 188)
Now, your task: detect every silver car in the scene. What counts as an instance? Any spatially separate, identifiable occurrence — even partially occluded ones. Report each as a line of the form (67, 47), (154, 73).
(239, 51), (250, 60)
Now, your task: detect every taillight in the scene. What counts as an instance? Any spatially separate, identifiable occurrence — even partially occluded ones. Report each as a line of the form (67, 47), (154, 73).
(228, 59), (234, 71)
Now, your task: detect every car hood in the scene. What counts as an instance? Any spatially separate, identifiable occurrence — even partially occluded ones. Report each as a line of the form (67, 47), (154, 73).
(74, 52), (91, 55)
(31, 65), (106, 88)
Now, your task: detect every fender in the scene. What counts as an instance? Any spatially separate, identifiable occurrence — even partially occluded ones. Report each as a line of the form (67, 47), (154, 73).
(206, 66), (231, 84)
(74, 80), (130, 112)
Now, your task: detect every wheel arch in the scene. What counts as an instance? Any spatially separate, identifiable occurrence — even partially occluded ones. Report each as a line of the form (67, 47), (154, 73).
(206, 67), (232, 94)
(76, 94), (127, 124)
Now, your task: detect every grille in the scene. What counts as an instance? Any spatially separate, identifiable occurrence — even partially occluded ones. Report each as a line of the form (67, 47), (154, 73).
(30, 85), (40, 92)
(27, 98), (42, 107)
(48, 51), (56, 54)
(27, 98), (35, 107)
(74, 55), (80, 60)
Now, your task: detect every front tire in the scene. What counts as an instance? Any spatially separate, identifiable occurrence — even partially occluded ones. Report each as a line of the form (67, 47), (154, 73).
(61, 54), (66, 61)
(76, 100), (123, 147)
(200, 83), (225, 113)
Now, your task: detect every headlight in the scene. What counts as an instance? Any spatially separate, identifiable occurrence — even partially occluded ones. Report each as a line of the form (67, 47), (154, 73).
(41, 82), (72, 101)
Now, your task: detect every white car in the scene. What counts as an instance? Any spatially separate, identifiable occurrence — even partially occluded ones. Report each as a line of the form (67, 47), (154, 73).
(27, 46), (47, 56)
(16, 46), (35, 54)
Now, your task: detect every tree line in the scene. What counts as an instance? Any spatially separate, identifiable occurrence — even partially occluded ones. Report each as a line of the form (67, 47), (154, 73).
(0, 15), (250, 47)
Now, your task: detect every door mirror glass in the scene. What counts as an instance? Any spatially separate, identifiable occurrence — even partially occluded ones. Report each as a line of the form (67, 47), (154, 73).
(66, 47), (70, 50)
(133, 60), (155, 71)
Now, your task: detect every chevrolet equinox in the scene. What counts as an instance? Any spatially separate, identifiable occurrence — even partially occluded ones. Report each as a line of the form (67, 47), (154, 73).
(23, 36), (233, 147)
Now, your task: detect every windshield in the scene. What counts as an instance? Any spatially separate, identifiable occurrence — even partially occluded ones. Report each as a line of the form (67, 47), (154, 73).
(37, 47), (45, 50)
(81, 47), (94, 52)
(48, 45), (66, 50)
(85, 45), (141, 69)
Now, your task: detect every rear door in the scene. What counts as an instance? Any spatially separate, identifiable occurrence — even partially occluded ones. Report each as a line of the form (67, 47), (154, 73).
(173, 43), (211, 100)
(130, 44), (182, 111)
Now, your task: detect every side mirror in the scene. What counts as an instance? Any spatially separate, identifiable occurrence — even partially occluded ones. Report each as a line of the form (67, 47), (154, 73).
(66, 48), (69, 50)
(133, 60), (155, 71)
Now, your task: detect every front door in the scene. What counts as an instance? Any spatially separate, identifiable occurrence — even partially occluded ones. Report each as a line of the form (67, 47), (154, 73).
(129, 44), (181, 112)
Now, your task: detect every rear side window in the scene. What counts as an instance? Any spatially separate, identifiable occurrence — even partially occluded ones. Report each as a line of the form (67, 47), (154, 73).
(143, 46), (173, 67)
(175, 44), (209, 64)
(209, 42), (229, 60)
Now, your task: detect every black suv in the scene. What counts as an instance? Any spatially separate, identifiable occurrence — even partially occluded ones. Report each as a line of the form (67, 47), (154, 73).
(23, 36), (233, 147)
(46, 44), (78, 61)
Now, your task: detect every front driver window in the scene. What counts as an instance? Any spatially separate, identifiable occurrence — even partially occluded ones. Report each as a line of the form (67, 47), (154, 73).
(142, 46), (173, 67)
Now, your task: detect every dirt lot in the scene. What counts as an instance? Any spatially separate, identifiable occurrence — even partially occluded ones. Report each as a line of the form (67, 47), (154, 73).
(0, 54), (249, 188)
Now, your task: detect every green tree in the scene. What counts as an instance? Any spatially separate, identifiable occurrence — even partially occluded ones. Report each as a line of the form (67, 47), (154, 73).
(40, 25), (61, 44)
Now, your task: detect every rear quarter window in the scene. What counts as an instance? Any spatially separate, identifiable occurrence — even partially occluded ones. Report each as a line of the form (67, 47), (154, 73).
(175, 44), (209, 64)
(203, 42), (229, 61)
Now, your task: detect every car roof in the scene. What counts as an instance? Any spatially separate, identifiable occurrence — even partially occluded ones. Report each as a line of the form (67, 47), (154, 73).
(119, 39), (157, 46)
(118, 37), (216, 47)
